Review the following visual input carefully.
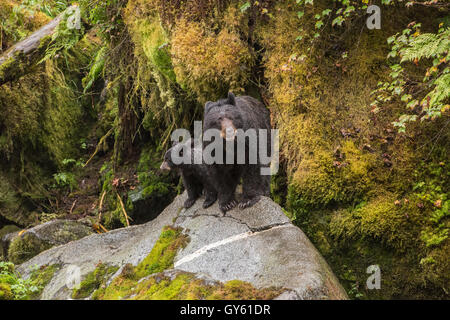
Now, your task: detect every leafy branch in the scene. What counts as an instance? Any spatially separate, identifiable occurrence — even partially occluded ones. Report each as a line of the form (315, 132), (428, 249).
(371, 21), (449, 132)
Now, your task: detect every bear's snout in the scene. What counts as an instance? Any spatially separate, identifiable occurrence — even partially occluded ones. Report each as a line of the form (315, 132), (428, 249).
(220, 118), (237, 141)
(160, 161), (171, 171)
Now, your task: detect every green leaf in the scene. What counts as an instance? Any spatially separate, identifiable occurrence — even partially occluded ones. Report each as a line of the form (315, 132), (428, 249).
(343, 6), (355, 16)
(401, 94), (412, 102)
(240, 1), (251, 12)
(332, 16), (344, 27)
(387, 35), (396, 45)
(322, 9), (332, 16)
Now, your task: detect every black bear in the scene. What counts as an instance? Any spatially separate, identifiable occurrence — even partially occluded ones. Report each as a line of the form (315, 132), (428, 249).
(160, 139), (217, 209)
(203, 92), (272, 211)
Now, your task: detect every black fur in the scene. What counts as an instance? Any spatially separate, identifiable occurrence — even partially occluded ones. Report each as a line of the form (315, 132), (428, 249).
(161, 139), (217, 209)
(203, 92), (272, 211)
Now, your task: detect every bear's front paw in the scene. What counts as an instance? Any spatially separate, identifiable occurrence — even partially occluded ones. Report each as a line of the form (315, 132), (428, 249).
(184, 198), (197, 209)
(238, 196), (260, 209)
(219, 199), (237, 213)
(202, 197), (217, 209)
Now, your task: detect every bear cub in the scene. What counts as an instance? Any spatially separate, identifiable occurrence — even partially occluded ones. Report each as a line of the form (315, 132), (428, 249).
(160, 138), (218, 209)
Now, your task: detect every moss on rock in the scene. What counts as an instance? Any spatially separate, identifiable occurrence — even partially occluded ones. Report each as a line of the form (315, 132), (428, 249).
(28, 264), (60, 299)
(7, 233), (53, 265)
(135, 226), (189, 278)
(72, 263), (119, 299)
(170, 17), (254, 104)
(0, 283), (13, 300)
(96, 269), (283, 300)
(90, 225), (188, 299)
(7, 220), (94, 264)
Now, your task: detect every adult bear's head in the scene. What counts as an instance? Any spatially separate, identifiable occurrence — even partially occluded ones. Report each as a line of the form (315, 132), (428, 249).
(204, 92), (243, 141)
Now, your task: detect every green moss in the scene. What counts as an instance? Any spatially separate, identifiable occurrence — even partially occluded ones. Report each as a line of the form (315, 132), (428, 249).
(136, 145), (173, 191)
(170, 17), (254, 103)
(142, 183), (169, 198)
(0, 0), (50, 49)
(0, 57), (16, 84)
(207, 279), (283, 300)
(0, 283), (13, 300)
(97, 270), (283, 300)
(72, 263), (119, 299)
(138, 19), (175, 82)
(131, 273), (282, 300)
(288, 141), (377, 212)
(0, 176), (25, 227)
(92, 226), (188, 299)
(7, 233), (53, 265)
(134, 226), (189, 278)
(28, 264), (60, 299)
(330, 193), (423, 250)
(93, 264), (140, 300)
(0, 31), (99, 228)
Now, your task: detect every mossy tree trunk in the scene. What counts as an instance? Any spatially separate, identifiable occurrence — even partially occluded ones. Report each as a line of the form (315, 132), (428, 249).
(113, 78), (139, 166)
(0, 5), (85, 86)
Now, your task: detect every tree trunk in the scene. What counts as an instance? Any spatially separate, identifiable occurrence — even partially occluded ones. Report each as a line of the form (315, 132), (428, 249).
(0, 5), (82, 86)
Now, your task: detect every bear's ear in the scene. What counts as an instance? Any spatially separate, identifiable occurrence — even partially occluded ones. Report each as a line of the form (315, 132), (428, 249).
(226, 92), (236, 106)
(205, 101), (214, 114)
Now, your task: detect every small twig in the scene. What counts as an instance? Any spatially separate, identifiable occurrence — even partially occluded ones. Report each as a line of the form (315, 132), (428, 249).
(98, 223), (108, 233)
(116, 192), (130, 227)
(69, 199), (77, 215)
(98, 190), (107, 223)
(83, 128), (114, 168)
(99, 190), (106, 211)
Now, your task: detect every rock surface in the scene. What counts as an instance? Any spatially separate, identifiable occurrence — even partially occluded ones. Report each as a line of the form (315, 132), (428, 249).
(0, 225), (20, 259)
(5, 220), (94, 264)
(18, 193), (348, 300)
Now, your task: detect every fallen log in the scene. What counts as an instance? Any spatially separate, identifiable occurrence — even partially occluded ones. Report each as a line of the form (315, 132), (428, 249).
(0, 5), (82, 86)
